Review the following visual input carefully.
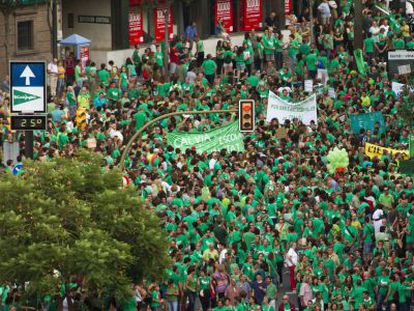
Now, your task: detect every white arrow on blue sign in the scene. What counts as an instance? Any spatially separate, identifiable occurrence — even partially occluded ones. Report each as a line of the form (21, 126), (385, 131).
(10, 61), (47, 113)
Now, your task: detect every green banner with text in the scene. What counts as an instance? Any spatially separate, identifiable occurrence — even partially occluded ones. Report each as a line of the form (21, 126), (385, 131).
(167, 122), (245, 154)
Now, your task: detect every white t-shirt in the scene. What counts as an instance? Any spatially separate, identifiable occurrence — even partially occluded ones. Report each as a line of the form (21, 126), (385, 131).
(209, 158), (217, 170)
(48, 63), (58, 74)
(372, 208), (384, 232)
(318, 2), (331, 17)
(219, 248), (228, 264)
(285, 247), (299, 267)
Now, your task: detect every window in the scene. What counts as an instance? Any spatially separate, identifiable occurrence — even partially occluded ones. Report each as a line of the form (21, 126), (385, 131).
(17, 21), (33, 51)
(68, 13), (74, 28)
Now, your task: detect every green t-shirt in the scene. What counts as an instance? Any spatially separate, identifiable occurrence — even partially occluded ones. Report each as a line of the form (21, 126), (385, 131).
(151, 290), (160, 307)
(306, 53), (317, 71)
(155, 51), (164, 67)
(393, 38), (405, 49)
(134, 111), (146, 129)
(364, 37), (375, 53)
(107, 87), (120, 101)
(98, 70), (110, 86)
(262, 35), (275, 54)
(202, 59), (217, 75)
(197, 40), (205, 52)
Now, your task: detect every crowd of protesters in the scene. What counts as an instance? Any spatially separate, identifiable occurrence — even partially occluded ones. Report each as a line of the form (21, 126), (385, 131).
(1, 0), (414, 310)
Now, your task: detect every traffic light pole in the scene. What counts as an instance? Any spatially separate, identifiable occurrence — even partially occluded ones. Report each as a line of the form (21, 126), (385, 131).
(24, 131), (34, 159)
(119, 109), (237, 172)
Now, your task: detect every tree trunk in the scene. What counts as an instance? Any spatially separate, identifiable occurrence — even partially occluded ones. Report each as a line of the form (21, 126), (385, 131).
(354, 0), (363, 49)
(163, 3), (171, 76)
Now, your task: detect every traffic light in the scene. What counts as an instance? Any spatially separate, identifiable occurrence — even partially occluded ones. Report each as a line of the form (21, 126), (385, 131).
(238, 99), (255, 133)
(76, 107), (87, 130)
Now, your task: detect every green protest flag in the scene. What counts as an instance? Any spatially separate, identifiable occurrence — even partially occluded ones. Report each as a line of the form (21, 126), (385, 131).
(410, 135), (414, 158)
(166, 122), (245, 154)
(354, 49), (366, 75)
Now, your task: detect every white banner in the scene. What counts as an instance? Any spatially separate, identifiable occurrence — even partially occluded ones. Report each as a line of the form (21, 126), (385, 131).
(266, 91), (318, 125)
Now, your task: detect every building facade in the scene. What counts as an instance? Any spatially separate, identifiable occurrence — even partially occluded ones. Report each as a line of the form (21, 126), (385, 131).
(0, 0), (53, 77)
(0, 0), (290, 77)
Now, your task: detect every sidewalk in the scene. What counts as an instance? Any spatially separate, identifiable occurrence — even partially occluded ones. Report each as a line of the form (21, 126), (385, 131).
(90, 30), (291, 67)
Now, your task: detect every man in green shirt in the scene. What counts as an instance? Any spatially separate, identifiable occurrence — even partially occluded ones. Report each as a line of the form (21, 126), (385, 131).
(97, 64), (110, 87)
(132, 44), (142, 76)
(202, 54), (217, 85)
(363, 34), (376, 59)
(195, 35), (205, 67)
(265, 276), (277, 309)
(107, 82), (121, 106)
(306, 49), (318, 79)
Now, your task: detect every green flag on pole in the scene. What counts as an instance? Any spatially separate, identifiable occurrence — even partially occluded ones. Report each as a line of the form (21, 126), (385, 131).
(354, 49), (366, 75)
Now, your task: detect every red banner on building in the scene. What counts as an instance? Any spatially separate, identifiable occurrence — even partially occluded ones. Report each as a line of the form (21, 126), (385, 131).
(154, 6), (173, 42)
(241, 0), (262, 31)
(215, 0), (233, 33)
(285, 0), (292, 14)
(129, 9), (144, 46)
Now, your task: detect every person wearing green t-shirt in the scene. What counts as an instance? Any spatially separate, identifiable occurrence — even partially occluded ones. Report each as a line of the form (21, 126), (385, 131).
(107, 82), (121, 106)
(363, 34), (376, 58)
(377, 269), (390, 309)
(196, 35), (205, 67)
(262, 29), (275, 70)
(392, 34), (405, 49)
(274, 33), (284, 70)
(155, 45), (164, 69)
(202, 54), (217, 85)
(97, 64), (110, 87)
(198, 269), (211, 311)
(362, 216), (375, 257)
(306, 50), (318, 79)
(150, 285), (162, 310)
(132, 44), (142, 76)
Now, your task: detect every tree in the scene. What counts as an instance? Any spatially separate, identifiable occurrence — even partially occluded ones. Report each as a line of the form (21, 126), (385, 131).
(397, 88), (414, 127)
(0, 151), (170, 309)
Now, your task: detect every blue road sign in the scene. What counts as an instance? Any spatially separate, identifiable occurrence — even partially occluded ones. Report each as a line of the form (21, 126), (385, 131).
(12, 163), (23, 176)
(10, 61), (46, 113)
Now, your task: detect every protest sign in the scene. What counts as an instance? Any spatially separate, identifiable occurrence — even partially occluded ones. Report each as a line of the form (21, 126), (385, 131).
(349, 112), (385, 134)
(304, 80), (313, 93)
(365, 142), (409, 161)
(391, 81), (414, 96)
(167, 122), (244, 154)
(266, 91), (317, 125)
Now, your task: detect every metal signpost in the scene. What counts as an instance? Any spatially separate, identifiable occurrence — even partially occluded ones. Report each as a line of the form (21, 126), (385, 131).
(10, 61), (48, 159)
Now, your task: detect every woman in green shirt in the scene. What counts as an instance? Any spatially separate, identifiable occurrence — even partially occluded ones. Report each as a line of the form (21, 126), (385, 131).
(198, 269), (212, 311)
(150, 285), (162, 311)
(235, 47), (246, 75)
(119, 66), (128, 93)
(166, 280), (179, 311)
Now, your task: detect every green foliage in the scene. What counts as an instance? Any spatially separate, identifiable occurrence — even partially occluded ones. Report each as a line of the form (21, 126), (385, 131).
(397, 96), (414, 127)
(0, 151), (170, 302)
